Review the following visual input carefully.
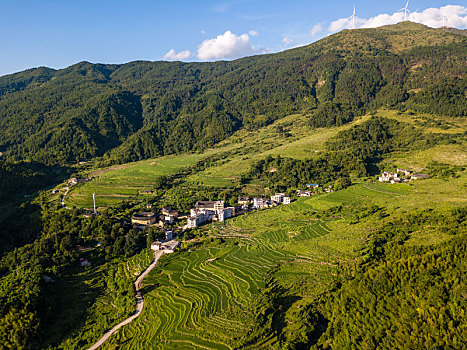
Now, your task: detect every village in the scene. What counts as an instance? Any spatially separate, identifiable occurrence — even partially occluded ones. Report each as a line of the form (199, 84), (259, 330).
(378, 168), (429, 183)
(128, 192), (296, 255)
(70, 165), (431, 264)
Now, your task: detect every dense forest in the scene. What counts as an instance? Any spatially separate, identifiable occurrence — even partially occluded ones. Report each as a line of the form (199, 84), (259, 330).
(316, 208), (467, 349)
(0, 22), (465, 167)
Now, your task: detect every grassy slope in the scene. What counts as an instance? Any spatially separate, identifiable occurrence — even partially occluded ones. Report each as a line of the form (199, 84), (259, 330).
(66, 154), (205, 208)
(63, 109), (465, 209)
(63, 113), (367, 207)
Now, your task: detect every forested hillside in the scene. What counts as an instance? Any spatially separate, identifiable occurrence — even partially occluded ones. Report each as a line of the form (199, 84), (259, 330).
(0, 22), (465, 167)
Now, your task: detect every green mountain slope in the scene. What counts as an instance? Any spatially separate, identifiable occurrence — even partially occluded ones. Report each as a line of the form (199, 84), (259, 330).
(0, 22), (465, 166)
(0, 23), (465, 349)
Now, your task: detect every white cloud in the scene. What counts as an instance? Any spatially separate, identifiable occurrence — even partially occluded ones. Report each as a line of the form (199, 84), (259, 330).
(329, 5), (467, 32)
(282, 36), (293, 46)
(200, 30), (206, 35)
(163, 49), (191, 61)
(249, 30), (259, 36)
(197, 30), (265, 60)
(310, 23), (323, 37)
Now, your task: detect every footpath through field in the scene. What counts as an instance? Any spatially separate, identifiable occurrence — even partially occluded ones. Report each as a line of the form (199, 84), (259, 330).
(88, 250), (164, 350)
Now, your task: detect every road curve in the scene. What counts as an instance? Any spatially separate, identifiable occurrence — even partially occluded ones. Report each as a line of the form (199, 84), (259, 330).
(88, 250), (164, 350)
(61, 186), (69, 207)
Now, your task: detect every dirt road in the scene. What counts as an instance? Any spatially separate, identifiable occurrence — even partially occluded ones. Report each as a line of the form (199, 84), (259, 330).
(88, 250), (164, 350)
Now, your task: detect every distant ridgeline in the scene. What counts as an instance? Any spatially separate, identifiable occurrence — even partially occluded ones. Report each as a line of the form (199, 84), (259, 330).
(0, 22), (466, 166)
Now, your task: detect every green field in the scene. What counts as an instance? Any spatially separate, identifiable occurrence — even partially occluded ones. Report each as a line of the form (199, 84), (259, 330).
(62, 108), (466, 209)
(66, 154), (205, 208)
(64, 113), (370, 207)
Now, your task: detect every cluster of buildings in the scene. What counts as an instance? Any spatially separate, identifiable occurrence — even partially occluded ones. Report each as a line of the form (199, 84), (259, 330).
(379, 168), (429, 183)
(186, 201), (235, 228)
(131, 192), (295, 232)
(250, 193), (291, 210)
(131, 207), (179, 228)
(129, 210), (181, 254)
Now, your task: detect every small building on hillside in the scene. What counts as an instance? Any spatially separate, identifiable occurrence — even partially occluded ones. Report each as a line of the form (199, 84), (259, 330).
(162, 207), (179, 218)
(238, 197), (250, 205)
(271, 193), (290, 204)
(151, 240), (180, 254)
(187, 216), (200, 229)
(195, 201), (224, 211)
(379, 171), (398, 182)
(297, 190), (313, 197)
(131, 212), (157, 226)
(160, 241), (180, 254)
(306, 184), (319, 189)
(397, 168), (412, 176)
(271, 193), (286, 203)
(253, 198), (266, 209)
(217, 207), (233, 222)
(150, 240), (163, 251)
(69, 178), (89, 186)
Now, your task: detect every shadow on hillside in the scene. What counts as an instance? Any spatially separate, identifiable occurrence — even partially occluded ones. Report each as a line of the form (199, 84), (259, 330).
(140, 283), (159, 295)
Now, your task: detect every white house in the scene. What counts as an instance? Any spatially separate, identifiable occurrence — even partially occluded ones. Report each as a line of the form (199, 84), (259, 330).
(271, 193), (286, 203)
(217, 207), (233, 222)
(379, 172), (398, 182)
(186, 216), (199, 229)
(151, 240), (180, 254)
(253, 198), (266, 209)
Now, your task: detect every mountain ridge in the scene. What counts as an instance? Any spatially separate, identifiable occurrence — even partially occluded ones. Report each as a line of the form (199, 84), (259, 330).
(0, 22), (465, 166)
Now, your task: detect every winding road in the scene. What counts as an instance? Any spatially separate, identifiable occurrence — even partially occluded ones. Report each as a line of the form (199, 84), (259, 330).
(88, 250), (164, 350)
(61, 186), (69, 207)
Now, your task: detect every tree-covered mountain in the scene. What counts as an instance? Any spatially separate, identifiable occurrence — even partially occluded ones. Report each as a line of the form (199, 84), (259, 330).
(0, 22), (465, 167)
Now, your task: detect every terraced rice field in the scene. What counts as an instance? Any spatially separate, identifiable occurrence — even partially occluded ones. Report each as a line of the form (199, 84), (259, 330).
(94, 182), (436, 349)
(67, 154), (204, 208)
(103, 244), (293, 349)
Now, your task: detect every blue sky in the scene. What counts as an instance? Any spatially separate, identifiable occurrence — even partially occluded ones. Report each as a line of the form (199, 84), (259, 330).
(0, 0), (465, 76)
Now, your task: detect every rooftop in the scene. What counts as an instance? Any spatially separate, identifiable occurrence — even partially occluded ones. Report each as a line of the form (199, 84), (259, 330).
(132, 212), (155, 219)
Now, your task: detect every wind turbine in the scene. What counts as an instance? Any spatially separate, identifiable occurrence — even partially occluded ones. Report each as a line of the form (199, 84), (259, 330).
(93, 193), (97, 214)
(399, 0), (411, 21)
(349, 6), (357, 29)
